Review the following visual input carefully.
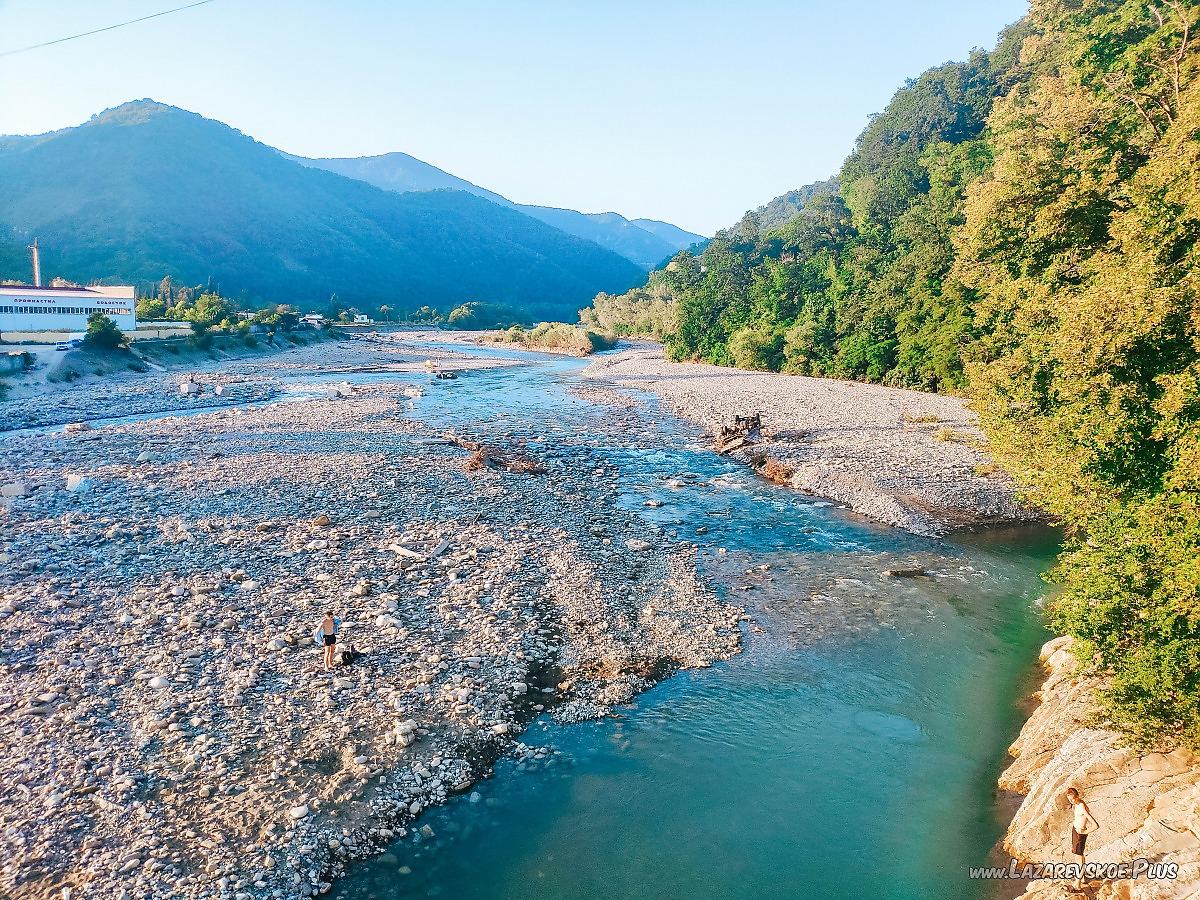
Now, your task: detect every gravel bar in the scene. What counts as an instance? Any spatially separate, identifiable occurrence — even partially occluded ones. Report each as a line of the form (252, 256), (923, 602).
(584, 345), (1040, 536)
(0, 343), (742, 899)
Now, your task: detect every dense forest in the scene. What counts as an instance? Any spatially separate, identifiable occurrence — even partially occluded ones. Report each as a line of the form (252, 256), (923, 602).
(588, 0), (1199, 748)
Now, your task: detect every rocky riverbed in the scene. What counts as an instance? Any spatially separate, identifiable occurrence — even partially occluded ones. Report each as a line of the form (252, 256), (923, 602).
(585, 345), (1040, 536)
(1001, 638), (1199, 899)
(0, 336), (513, 432)
(0, 350), (742, 899)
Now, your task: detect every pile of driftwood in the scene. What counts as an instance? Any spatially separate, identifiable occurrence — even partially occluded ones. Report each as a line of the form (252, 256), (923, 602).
(747, 452), (796, 485)
(446, 433), (547, 475)
(715, 413), (762, 454)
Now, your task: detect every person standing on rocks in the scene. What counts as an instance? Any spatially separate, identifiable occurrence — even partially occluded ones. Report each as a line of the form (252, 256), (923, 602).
(314, 611), (342, 672)
(1065, 786), (1099, 890)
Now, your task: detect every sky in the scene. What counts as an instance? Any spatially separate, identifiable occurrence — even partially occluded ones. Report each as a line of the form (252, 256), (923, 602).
(0, 0), (1029, 236)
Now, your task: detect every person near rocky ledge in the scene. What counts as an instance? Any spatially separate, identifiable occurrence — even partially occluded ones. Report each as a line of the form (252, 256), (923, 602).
(313, 610), (342, 672)
(1065, 786), (1100, 891)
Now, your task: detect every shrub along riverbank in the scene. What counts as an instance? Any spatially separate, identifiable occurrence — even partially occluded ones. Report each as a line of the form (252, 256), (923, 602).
(582, 0), (1200, 749)
(482, 322), (617, 356)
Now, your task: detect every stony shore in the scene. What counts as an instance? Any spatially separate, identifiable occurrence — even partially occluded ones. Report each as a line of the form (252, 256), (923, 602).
(584, 345), (1040, 536)
(1001, 638), (1199, 898)
(0, 340), (742, 899)
(0, 337), (513, 432)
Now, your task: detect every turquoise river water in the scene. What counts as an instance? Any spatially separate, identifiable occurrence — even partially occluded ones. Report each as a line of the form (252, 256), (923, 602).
(324, 344), (1059, 900)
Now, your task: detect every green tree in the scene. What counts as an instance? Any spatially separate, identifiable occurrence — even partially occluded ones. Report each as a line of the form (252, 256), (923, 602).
(82, 312), (127, 350)
(136, 297), (167, 320)
(957, 0), (1200, 747)
(189, 291), (236, 326)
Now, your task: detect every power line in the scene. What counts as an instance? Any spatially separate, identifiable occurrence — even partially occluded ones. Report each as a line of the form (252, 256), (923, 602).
(0, 0), (219, 59)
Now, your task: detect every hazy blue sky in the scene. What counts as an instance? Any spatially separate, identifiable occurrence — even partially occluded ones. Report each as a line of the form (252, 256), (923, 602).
(0, 0), (1028, 235)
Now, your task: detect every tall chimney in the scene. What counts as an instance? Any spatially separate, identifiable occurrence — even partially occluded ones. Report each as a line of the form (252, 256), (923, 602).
(28, 239), (41, 287)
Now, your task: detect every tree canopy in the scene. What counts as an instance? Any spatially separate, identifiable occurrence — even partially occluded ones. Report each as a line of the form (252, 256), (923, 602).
(581, 0), (1200, 748)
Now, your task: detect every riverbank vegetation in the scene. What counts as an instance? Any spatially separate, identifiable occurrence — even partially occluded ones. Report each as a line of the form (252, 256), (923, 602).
(583, 0), (1199, 749)
(581, 279), (677, 339)
(484, 322), (616, 356)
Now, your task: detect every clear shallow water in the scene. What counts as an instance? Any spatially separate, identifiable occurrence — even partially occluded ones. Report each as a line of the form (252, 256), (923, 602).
(333, 344), (1058, 900)
(335, 537), (1052, 900)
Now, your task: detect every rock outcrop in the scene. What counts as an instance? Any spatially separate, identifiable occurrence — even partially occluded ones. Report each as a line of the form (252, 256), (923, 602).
(1003, 637), (1200, 898)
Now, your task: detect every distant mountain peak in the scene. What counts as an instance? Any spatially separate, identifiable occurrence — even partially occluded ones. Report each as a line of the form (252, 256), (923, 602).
(88, 99), (188, 127)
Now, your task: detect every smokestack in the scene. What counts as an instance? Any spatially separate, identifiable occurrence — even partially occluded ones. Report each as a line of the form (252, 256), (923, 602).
(28, 239), (41, 287)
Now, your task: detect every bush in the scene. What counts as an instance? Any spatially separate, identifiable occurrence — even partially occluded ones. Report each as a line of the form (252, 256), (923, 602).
(82, 313), (127, 351)
(933, 427), (970, 442)
(190, 323), (214, 350)
(728, 325), (783, 370)
(1048, 496), (1200, 749)
(488, 322), (614, 355)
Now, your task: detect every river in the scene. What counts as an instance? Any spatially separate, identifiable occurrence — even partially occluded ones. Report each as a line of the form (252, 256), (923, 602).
(312, 343), (1059, 900)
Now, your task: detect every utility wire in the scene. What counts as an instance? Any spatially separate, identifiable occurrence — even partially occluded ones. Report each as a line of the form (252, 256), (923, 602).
(0, 0), (219, 59)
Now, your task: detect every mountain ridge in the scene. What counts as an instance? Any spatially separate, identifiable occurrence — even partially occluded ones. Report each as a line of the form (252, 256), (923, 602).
(293, 151), (706, 269)
(0, 99), (645, 320)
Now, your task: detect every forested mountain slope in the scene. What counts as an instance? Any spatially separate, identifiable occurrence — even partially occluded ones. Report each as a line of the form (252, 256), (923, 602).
(0, 101), (645, 320)
(586, 0), (1200, 749)
(296, 153), (706, 269)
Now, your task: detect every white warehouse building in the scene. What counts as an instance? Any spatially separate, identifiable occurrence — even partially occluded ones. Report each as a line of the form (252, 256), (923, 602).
(0, 284), (138, 334)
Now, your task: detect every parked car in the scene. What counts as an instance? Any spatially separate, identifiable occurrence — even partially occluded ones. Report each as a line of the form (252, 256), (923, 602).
(54, 341), (70, 351)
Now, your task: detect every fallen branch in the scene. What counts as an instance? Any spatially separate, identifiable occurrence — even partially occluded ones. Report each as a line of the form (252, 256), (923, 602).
(447, 432), (547, 475)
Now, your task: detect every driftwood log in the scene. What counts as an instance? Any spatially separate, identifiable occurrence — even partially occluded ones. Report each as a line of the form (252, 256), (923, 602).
(715, 413), (763, 454)
(445, 433), (547, 475)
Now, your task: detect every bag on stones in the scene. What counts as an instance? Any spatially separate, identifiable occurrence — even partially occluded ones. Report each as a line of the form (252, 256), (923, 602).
(339, 644), (361, 667)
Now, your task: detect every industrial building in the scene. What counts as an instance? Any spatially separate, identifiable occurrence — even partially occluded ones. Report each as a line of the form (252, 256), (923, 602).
(0, 241), (137, 335)
(0, 284), (138, 334)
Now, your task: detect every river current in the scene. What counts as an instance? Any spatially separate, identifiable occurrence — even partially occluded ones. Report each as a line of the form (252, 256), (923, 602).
(327, 344), (1056, 900)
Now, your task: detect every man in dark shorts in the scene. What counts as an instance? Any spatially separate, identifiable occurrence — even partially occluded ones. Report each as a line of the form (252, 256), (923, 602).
(1065, 787), (1099, 890)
